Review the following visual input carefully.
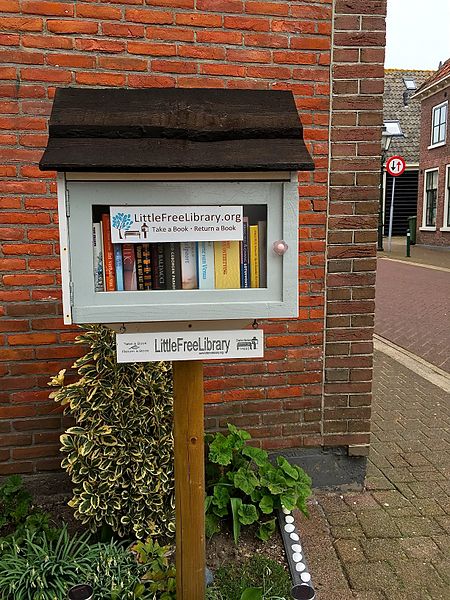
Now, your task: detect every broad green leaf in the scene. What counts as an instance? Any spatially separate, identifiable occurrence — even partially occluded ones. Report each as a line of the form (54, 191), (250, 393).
(241, 445), (268, 467)
(257, 518), (276, 541)
(240, 588), (263, 600)
(233, 467), (258, 496)
(277, 456), (299, 480)
(259, 494), (274, 515)
(238, 503), (258, 525)
(213, 484), (230, 509)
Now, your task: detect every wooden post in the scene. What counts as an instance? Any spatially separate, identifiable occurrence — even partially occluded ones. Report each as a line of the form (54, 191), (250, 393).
(173, 360), (206, 600)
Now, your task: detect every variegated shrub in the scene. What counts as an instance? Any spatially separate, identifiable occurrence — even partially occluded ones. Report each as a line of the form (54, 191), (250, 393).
(49, 325), (175, 540)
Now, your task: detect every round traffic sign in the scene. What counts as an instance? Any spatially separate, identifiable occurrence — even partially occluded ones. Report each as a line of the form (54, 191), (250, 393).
(386, 155), (406, 177)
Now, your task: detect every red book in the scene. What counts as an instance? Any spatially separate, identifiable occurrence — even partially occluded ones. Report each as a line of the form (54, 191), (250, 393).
(101, 213), (116, 291)
(122, 244), (137, 291)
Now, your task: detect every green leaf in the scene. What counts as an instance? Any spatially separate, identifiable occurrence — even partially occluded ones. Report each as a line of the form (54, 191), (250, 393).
(213, 484), (230, 509)
(241, 445), (269, 467)
(277, 456), (299, 480)
(238, 503), (258, 526)
(280, 490), (297, 511)
(230, 497), (242, 544)
(233, 467), (258, 496)
(259, 494), (274, 515)
(240, 588), (263, 600)
(257, 518), (276, 541)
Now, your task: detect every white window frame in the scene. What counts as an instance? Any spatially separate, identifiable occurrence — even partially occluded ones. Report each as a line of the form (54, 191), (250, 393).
(429, 101), (448, 148)
(420, 168), (439, 231)
(441, 165), (450, 231)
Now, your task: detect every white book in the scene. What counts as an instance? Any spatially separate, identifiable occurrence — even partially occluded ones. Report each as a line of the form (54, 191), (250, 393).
(180, 241), (198, 290)
(92, 222), (104, 292)
(197, 241), (215, 289)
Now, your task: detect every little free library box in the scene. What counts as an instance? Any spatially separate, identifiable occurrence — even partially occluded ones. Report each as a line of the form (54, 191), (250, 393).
(39, 87), (314, 326)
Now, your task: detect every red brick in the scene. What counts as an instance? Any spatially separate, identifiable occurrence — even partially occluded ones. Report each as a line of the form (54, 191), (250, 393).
(0, 17), (43, 32)
(76, 72), (126, 87)
(146, 26), (194, 42)
(178, 45), (225, 60)
(75, 38), (125, 53)
(246, 2), (288, 16)
(152, 59), (197, 74)
(2, 243), (52, 255)
(99, 56), (148, 71)
(22, 34), (73, 50)
(20, 67), (72, 83)
(197, 0), (242, 11)
(3, 274), (54, 287)
(102, 23), (144, 38)
(127, 41), (176, 56)
(224, 16), (270, 31)
(128, 74), (176, 87)
(126, 9), (173, 25)
(47, 20), (98, 35)
(76, 5), (122, 21)
(22, 1), (73, 17)
(196, 30), (242, 44)
(176, 13), (222, 27)
(47, 54), (95, 69)
(0, 1), (20, 12)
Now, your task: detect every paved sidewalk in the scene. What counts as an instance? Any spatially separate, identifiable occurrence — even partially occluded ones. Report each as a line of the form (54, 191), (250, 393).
(378, 237), (450, 270)
(295, 349), (450, 600)
(375, 259), (450, 372)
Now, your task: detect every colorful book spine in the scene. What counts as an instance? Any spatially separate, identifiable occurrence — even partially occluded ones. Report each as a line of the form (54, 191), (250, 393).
(151, 243), (166, 290)
(142, 243), (152, 290)
(214, 240), (241, 289)
(114, 244), (124, 291)
(258, 220), (267, 288)
(92, 222), (104, 292)
(180, 241), (198, 290)
(101, 213), (116, 291)
(122, 244), (137, 291)
(135, 244), (145, 291)
(197, 241), (215, 289)
(240, 216), (250, 289)
(249, 224), (260, 288)
(164, 242), (181, 290)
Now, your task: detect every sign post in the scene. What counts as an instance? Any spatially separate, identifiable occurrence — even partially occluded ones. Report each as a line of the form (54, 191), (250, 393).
(386, 155), (406, 252)
(173, 360), (206, 600)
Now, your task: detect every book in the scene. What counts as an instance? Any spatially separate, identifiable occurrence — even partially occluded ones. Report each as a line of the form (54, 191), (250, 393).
(258, 220), (267, 288)
(249, 224), (260, 288)
(114, 244), (124, 291)
(240, 216), (250, 289)
(135, 244), (145, 291)
(101, 213), (116, 291)
(122, 244), (137, 291)
(214, 240), (240, 289)
(197, 241), (215, 289)
(151, 243), (166, 290)
(180, 241), (198, 290)
(164, 242), (182, 290)
(92, 222), (104, 292)
(142, 243), (152, 290)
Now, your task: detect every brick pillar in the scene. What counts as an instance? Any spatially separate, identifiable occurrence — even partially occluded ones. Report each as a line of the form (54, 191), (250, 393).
(324, 0), (386, 454)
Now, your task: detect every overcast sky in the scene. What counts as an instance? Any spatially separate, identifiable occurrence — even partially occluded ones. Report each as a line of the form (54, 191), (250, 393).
(385, 0), (450, 70)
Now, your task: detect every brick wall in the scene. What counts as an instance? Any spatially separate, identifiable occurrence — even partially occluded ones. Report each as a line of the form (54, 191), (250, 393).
(0, 0), (385, 476)
(324, 0), (386, 454)
(416, 87), (450, 247)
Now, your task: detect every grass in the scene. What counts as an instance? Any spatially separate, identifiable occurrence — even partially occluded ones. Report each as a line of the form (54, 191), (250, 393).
(206, 554), (291, 600)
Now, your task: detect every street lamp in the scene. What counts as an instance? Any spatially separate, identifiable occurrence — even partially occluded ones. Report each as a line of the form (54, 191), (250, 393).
(378, 121), (405, 251)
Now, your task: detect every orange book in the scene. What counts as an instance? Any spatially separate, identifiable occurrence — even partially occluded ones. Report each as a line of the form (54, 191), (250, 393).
(101, 213), (116, 291)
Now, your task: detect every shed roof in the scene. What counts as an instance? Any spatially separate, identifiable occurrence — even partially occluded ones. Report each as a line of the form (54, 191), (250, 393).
(383, 69), (433, 164)
(39, 87), (314, 173)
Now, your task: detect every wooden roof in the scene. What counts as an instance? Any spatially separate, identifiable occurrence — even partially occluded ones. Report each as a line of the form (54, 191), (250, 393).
(39, 87), (314, 173)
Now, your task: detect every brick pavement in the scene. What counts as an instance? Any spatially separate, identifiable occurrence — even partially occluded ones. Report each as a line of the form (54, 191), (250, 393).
(375, 259), (450, 372)
(295, 349), (450, 600)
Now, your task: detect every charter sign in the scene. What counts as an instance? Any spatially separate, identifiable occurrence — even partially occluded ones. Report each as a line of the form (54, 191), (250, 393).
(110, 205), (243, 243)
(116, 330), (264, 362)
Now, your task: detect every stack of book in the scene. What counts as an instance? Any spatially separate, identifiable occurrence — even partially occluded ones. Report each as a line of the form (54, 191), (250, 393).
(93, 210), (267, 292)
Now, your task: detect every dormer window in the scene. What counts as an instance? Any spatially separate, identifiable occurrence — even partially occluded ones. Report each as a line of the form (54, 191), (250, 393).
(403, 78), (417, 90)
(431, 101), (447, 146)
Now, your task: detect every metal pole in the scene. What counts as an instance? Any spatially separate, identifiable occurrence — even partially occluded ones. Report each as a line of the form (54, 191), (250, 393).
(406, 229), (411, 257)
(377, 159), (385, 251)
(387, 176), (396, 253)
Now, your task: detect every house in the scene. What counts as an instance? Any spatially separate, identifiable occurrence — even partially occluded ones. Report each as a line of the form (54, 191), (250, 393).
(413, 58), (450, 246)
(382, 70), (432, 236)
(0, 0), (387, 490)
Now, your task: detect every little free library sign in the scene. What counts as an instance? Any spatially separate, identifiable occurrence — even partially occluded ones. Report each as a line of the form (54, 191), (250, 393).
(110, 205), (243, 243)
(117, 329), (264, 362)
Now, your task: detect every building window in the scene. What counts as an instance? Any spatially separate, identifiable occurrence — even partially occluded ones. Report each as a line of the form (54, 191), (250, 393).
(431, 101), (447, 146)
(444, 165), (450, 228)
(423, 169), (438, 227)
